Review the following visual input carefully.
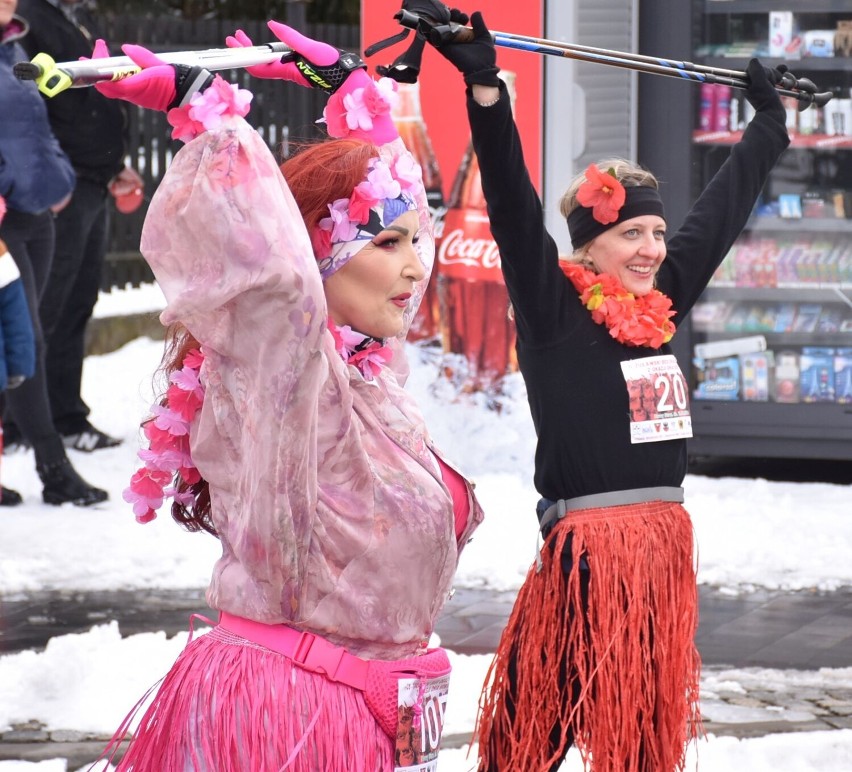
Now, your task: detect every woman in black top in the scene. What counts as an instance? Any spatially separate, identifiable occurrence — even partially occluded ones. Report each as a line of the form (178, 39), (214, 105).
(427, 10), (790, 771)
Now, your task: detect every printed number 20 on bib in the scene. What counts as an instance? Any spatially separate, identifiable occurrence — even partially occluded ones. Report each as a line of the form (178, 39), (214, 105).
(620, 355), (693, 444)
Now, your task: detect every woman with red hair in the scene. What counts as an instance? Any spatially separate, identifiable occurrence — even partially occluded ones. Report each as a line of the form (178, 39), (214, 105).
(92, 21), (483, 771)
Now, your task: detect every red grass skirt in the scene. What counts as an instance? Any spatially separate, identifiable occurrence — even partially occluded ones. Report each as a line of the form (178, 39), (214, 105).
(475, 500), (702, 771)
(96, 625), (394, 771)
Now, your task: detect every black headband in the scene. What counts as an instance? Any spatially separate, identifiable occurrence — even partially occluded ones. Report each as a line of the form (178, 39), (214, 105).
(567, 186), (666, 251)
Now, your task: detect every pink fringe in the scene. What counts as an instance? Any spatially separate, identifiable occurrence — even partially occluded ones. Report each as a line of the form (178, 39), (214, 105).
(93, 625), (393, 771)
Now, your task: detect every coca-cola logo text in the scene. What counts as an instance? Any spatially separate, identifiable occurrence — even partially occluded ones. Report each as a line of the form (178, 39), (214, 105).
(438, 229), (502, 271)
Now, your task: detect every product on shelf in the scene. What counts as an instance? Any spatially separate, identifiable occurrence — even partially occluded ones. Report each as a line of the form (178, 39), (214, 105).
(836, 348), (852, 403)
(774, 351), (801, 403)
(774, 304), (797, 333)
(740, 351), (773, 402)
(800, 347), (836, 402)
(694, 334), (767, 361)
(693, 355), (740, 401)
(802, 29), (836, 58)
(836, 21), (852, 58)
(769, 11), (799, 58)
(791, 304), (822, 333)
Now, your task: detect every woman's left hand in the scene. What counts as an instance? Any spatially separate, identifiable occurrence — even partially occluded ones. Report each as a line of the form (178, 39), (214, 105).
(226, 20), (366, 95)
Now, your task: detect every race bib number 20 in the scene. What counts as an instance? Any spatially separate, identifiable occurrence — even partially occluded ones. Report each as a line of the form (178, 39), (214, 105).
(620, 355), (693, 444)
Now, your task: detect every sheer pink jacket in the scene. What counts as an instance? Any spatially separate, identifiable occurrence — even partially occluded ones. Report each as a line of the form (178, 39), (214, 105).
(140, 117), (484, 661)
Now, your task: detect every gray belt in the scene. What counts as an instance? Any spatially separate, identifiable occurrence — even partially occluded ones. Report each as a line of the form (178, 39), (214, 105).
(538, 486), (684, 536)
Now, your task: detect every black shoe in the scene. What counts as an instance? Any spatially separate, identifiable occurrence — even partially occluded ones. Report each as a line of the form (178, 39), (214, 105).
(0, 486), (23, 506)
(37, 459), (109, 507)
(61, 423), (123, 453)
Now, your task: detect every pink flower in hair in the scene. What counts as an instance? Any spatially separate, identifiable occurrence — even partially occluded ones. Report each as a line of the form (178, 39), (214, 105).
(361, 160), (400, 201)
(348, 185), (378, 225)
(321, 198), (359, 243)
(393, 152), (423, 193)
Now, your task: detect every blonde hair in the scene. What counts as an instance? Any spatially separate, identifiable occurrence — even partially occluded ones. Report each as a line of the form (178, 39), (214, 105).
(560, 158), (660, 261)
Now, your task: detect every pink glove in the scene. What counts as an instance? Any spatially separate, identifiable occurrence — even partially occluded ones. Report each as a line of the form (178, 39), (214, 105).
(93, 40), (177, 110)
(226, 20), (365, 94)
(93, 40), (214, 112)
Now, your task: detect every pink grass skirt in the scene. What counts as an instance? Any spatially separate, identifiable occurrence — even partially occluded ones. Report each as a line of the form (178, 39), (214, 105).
(96, 624), (394, 771)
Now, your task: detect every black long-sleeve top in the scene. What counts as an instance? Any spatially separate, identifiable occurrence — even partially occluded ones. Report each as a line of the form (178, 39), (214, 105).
(468, 85), (789, 501)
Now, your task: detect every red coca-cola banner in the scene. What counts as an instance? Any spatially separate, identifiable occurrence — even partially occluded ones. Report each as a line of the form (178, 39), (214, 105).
(360, 0), (543, 200)
(438, 209), (504, 283)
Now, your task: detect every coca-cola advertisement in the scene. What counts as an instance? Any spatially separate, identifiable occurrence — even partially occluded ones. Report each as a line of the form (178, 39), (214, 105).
(362, 0), (543, 386)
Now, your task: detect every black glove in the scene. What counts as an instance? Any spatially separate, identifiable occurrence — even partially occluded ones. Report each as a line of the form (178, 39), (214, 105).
(744, 58), (787, 126)
(432, 11), (500, 87)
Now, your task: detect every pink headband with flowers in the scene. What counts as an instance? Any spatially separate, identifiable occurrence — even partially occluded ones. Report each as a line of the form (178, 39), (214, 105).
(310, 152), (424, 280)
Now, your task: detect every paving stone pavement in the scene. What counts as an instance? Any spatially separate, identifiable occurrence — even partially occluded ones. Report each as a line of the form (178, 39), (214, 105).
(1, 585), (850, 766)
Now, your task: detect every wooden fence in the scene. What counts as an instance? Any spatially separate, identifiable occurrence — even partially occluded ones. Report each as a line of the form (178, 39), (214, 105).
(100, 9), (358, 290)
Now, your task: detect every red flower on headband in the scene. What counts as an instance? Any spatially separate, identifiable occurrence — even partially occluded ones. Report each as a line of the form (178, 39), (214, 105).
(576, 164), (626, 225)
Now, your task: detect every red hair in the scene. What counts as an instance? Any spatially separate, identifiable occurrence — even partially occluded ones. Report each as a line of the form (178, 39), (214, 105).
(281, 138), (379, 242)
(149, 138), (380, 536)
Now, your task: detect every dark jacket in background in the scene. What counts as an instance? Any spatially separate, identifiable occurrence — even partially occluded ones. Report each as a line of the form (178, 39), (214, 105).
(0, 15), (76, 213)
(16, 0), (126, 185)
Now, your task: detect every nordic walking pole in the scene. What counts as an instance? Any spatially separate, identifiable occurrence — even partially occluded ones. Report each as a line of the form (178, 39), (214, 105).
(14, 42), (294, 98)
(391, 8), (832, 110)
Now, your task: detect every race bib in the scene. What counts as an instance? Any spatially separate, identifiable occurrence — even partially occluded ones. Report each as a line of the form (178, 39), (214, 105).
(394, 674), (450, 771)
(620, 355), (693, 444)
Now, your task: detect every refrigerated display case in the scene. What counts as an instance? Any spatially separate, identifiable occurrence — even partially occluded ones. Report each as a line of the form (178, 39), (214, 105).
(659, 1), (852, 461)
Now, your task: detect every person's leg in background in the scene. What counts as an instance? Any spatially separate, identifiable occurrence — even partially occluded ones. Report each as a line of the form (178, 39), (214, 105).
(40, 179), (121, 452)
(0, 208), (108, 506)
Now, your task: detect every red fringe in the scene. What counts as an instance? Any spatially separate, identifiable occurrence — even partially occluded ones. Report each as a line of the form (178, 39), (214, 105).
(476, 500), (702, 772)
(93, 626), (393, 772)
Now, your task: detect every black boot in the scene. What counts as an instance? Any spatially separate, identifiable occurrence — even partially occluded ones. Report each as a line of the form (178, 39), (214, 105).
(37, 458), (109, 507)
(0, 486), (23, 506)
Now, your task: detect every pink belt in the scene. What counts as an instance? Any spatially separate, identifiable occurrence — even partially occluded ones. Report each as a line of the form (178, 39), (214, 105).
(218, 612), (369, 690)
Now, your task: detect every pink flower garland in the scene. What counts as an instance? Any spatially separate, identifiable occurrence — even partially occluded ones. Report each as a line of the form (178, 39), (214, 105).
(328, 321), (392, 381)
(166, 75), (253, 143)
(123, 349), (205, 523)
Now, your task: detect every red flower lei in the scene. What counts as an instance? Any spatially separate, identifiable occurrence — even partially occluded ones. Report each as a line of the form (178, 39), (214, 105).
(560, 261), (676, 348)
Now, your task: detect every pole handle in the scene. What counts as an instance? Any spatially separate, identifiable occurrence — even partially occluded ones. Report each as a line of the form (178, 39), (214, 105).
(14, 43), (293, 97)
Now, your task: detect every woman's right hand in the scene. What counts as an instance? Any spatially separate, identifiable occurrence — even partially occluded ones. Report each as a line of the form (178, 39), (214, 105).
(429, 10), (500, 87)
(92, 40), (212, 113)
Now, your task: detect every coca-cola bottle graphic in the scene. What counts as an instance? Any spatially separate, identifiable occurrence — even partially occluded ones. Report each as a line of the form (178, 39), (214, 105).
(391, 82), (444, 341)
(436, 71), (518, 387)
